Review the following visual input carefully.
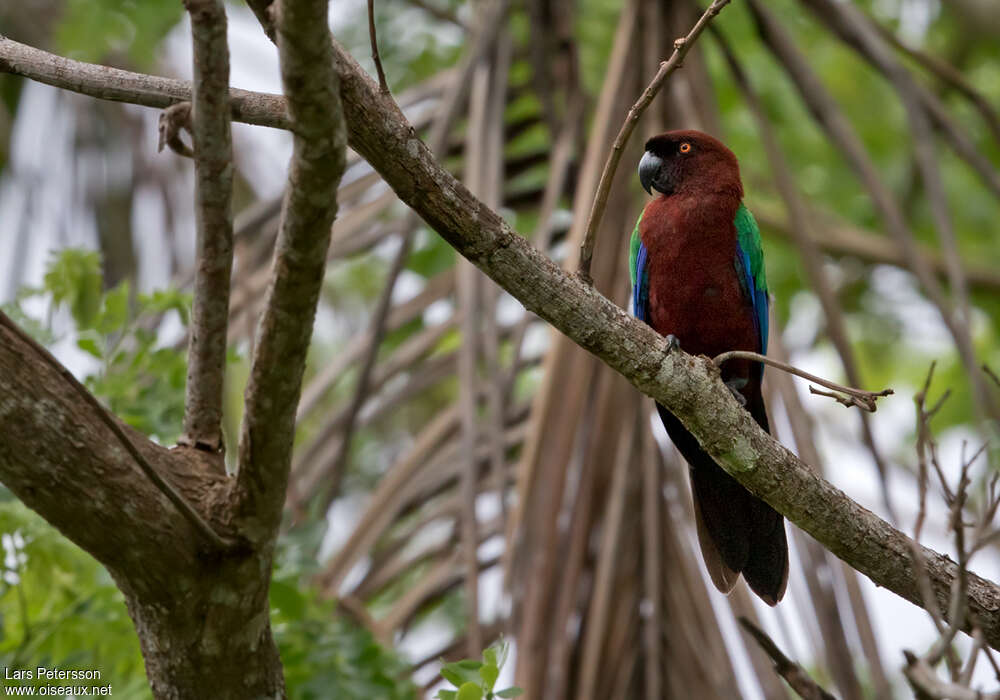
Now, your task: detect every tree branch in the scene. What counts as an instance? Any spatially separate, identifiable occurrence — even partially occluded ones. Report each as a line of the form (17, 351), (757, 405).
(367, 0), (389, 93)
(0, 36), (289, 129)
(576, 0), (730, 282)
(232, 0), (347, 543)
(738, 617), (836, 700)
(179, 0), (236, 452)
(0, 311), (232, 566)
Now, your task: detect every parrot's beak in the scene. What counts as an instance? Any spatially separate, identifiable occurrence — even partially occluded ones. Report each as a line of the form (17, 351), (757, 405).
(638, 150), (663, 195)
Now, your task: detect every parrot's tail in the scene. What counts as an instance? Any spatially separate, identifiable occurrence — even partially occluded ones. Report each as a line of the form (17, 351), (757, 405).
(656, 401), (788, 605)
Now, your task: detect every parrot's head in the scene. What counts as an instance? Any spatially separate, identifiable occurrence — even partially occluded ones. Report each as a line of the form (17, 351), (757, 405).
(638, 130), (743, 199)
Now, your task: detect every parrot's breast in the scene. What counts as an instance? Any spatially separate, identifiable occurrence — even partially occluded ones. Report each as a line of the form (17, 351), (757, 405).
(639, 196), (759, 361)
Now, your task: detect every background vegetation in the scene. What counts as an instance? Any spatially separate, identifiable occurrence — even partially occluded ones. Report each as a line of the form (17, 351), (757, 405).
(1, 0), (999, 697)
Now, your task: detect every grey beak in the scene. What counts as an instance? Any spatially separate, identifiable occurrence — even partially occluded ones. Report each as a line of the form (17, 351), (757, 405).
(638, 151), (662, 195)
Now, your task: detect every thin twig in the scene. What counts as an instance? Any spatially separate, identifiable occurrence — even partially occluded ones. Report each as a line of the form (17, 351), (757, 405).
(367, 0), (389, 94)
(737, 617), (837, 700)
(904, 650), (1000, 700)
(575, 0), (731, 283)
(912, 363), (948, 634)
(0, 311), (232, 550)
(713, 349), (892, 411)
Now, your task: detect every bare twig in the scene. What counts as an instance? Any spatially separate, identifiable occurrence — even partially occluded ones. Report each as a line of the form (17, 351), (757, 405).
(738, 617), (837, 700)
(180, 0), (236, 452)
(903, 650), (1000, 700)
(0, 311), (232, 549)
(233, 0), (348, 542)
(714, 349), (892, 411)
(911, 365), (949, 634)
(367, 0), (389, 93)
(576, 0), (731, 282)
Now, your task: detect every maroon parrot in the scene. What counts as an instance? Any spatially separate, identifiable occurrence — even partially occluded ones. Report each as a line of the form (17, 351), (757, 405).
(630, 129), (788, 604)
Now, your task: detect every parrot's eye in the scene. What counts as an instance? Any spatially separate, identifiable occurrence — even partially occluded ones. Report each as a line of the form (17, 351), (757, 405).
(679, 142), (692, 154)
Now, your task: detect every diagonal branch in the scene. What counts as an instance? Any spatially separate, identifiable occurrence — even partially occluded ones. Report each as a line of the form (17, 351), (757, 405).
(232, 0), (348, 543)
(0, 311), (232, 554)
(738, 617), (837, 700)
(179, 0), (236, 452)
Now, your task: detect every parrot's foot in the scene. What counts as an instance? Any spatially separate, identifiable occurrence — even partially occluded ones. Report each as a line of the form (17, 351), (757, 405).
(665, 334), (681, 353)
(725, 377), (748, 407)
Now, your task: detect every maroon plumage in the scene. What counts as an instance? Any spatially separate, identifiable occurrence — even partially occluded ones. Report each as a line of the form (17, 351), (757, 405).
(635, 130), (788, 604)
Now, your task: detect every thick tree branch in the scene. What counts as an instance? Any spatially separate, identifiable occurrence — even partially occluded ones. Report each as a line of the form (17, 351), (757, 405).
(0, 311), (231, 576)
(233, 0), (347, 543)
(180, 0), (236, 452)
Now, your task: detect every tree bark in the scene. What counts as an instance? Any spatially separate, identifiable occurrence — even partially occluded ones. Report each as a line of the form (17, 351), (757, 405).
(0, 315), (286, 697)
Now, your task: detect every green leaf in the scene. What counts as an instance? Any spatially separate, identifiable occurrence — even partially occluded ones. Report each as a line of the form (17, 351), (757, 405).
(456, 682), (483, 700)
(269, 579), (306, 620)
(434, 692), (457, 700)
(76, 336), (103, 359)
(479, 663), (499, 692)
(439, 667), (464, 688)
(441, 659), (483, 686)
(483, 646), (497, 669)
(97, 281), (130, 334)
(496, 688), (524, 698)
(44, 249), (103, 329)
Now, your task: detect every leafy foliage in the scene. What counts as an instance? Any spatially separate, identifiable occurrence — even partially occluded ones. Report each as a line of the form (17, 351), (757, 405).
(0, 498), (151, 697)
(271, 553), (418, 700)
(55, 0), (184, 69)
(4, 249), (190, 443)
(435, 640), (522, 700)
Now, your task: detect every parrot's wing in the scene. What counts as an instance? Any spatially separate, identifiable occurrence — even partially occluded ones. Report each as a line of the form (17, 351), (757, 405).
(734, 203), (769, 355)
(629, 211), (650, 323)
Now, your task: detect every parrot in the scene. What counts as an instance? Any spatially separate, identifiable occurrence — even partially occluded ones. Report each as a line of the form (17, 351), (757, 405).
(629, 129), (788, 605)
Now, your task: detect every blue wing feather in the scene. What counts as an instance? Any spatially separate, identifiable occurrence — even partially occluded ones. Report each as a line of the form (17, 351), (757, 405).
(633, 240), (650, 323)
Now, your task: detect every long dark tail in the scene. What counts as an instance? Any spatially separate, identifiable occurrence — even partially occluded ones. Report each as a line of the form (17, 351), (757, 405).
(656, 397), (788, 605)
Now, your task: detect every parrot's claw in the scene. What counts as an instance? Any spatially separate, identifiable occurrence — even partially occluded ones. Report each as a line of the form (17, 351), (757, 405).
(665, 334), (681, 354)
(725, 377), (748, 407)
